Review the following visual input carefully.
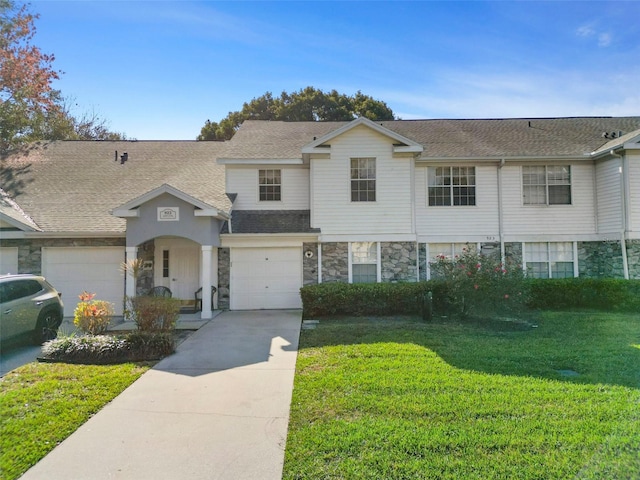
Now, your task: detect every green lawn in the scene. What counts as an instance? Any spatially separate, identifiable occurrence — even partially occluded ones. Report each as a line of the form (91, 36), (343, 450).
(0, 362), (149, 480)
(284, 312), (640, 479)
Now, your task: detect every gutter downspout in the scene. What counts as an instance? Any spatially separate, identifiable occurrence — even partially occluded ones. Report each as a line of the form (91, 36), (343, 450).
(498, 159), (506, 264)
(610, 149), (629, 279)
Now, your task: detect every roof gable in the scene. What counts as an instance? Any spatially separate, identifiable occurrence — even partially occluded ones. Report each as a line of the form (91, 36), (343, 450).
(591, 128), (640, 156)
(0, 189), (40, 231)
(112, 183), (227, 219)
(301, 117), (423, 155)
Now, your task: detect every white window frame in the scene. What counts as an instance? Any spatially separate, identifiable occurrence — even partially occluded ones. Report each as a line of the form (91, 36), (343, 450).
(350, 158), (376, 202)
(522, 165), (571, 206)
(426, 243), (477, 280)
(348, 242), (381, 283)
(522, 242), (577, 278)
(259, 169), (282, 202)
(428, 166), (476, 207)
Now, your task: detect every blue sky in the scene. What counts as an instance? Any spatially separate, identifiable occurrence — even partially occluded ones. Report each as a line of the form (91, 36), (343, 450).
(32, 0), (640, 140)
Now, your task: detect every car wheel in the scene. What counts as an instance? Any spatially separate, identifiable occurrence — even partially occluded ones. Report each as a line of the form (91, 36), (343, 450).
(34, 310), (62, 344)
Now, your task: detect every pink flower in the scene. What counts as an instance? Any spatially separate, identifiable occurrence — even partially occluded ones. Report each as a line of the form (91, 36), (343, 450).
(467, 271), (472, 276)
(504, 294), (509, 299)
(476, 263), (481, 269)
(474, 284), (479, 290)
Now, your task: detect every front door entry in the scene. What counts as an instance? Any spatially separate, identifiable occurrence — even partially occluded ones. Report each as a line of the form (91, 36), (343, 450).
(154, 239), (200, 300)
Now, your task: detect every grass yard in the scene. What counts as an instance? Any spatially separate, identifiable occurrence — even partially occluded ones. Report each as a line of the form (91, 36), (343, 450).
(0, 362), (150, 480)
(284, 312), (640, 479)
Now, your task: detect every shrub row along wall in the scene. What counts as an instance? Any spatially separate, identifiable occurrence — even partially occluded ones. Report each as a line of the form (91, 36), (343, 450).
(300, 279), (640, 318)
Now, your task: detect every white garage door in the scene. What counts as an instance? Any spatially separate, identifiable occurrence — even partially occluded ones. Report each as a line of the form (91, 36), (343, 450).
(42, 247), (125, 316)
(0, 247), (19, 274)
(230, 247), (302, 310)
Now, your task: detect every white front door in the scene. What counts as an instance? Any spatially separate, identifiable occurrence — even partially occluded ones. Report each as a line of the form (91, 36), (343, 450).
(154, 239), (200, 300)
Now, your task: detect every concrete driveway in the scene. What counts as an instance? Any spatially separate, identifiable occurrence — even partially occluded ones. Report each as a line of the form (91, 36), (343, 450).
(20, 310), (302, 480)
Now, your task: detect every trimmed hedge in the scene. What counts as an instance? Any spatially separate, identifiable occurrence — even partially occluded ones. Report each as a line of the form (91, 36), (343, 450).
(527, 278), (640, 312)
(300, 281), (449, 318)
(300, 278), (640, 318)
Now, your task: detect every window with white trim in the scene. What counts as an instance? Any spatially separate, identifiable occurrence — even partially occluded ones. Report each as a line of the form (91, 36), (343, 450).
(522, 166), (571, 205)
(351, 242), (378, 283)
(259, 169), (281, 201)
(351, 158), (376, 202)
(428, 167), (476, 206)
(428, 243), (476, 279)
(524, 242), (574, 278)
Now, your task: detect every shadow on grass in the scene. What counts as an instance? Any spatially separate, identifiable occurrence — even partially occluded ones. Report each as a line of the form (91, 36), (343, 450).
(300, 311), (640, 389)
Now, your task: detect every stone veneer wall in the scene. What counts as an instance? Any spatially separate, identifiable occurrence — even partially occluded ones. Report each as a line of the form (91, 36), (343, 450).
(302, 242), (318, 285)
(217, 247), (230, 309)
(0, 237), (126, 275)
(504, 242), (523, 268)
(381, 242), (417, 282)
(321, 242), (348, 283)
(418, 243), (428, 281)
(136, 240), (155, 295)
(578, 241), (624, 278)
(628, 240), (640, 279)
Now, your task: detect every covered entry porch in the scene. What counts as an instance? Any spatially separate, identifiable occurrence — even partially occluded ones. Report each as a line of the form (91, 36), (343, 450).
(113, 184), (228, 319)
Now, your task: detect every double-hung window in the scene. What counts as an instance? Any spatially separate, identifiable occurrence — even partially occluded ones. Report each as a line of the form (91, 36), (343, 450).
(351, 158), (376, 202)
(522, 166), (571, 205)
(524, 242), (574, 278)
(259, 169), (281, 201)
(428, 167), (476, 206)
(428, 243), (476, 280)
(351, 242), (378, 283)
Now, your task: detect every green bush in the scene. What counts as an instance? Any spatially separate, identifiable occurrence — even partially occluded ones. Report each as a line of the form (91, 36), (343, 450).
(125, 296), (181, 331)
(527, 278), (640, 312)
(430, 248), (530, 319)
(126, 331), (175, 358)
(41, 331), (176, 364)
(300, 281), (449, 318)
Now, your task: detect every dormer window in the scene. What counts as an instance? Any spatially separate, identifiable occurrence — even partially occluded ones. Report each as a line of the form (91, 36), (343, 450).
(259, 169), (281, 201)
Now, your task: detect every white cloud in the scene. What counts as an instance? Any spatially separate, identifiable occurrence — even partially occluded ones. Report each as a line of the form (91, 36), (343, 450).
(576, 23), (612, 47)
(576, 25), (595, 37)
(378, 67), (640, 120)
(598, 33), (612, 47)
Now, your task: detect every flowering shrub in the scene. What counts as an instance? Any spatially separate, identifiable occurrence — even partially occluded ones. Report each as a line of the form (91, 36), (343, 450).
(430, 248), (530, 320)
(73, 291), (114, 335)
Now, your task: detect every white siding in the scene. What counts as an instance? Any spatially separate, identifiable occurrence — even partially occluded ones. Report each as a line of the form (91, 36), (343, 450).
(628, 152), (640, 235)
(311, 126), (413, 234)
(595, 158), (623, 234)
(226, 166), (309, 210)
(415, 164), (499, 238)
(502, 163), (597, 236)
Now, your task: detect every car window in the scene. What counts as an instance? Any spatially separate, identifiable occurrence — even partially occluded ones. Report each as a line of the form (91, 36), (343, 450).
(1, 279), (43, 303)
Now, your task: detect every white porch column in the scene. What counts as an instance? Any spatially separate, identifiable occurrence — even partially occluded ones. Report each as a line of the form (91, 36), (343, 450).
(201, 245), (213, 319)
(125, 246), (138, 298)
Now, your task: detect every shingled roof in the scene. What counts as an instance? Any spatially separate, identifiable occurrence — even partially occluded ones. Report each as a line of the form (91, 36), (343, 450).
(224, 117), (640, 159)
(1, 141), (230, 234)
(222, 210), (319, 234)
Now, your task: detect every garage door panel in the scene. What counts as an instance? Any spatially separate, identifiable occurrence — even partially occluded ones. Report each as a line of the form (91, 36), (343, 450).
(43, 247), (125, 316)
(231, 247), (302, 310)
(0, 247), (18, 274)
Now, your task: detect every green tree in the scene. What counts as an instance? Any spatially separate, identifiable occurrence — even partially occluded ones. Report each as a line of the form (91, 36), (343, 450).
(1, 0), (60, 151)
(1, 1), (124, 153)
(197, 87), (395, 141)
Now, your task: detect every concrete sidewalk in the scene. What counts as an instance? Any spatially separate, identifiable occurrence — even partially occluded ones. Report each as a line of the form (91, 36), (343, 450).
(21, 310), (302, 480)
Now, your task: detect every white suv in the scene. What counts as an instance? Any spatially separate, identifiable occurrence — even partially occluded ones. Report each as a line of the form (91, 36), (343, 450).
(0, 274), (64, 345)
